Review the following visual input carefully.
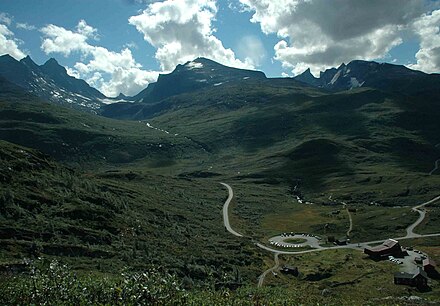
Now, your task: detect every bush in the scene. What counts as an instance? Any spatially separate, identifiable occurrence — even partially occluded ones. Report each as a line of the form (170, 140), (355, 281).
(0, 259), (187, 305)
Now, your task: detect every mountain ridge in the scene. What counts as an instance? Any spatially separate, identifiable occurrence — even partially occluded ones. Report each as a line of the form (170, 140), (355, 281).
(2, 53), (438, 109)
(0, 54), (106, 112)
(132, 57), (267, 103)
(294, 60), (439, 95)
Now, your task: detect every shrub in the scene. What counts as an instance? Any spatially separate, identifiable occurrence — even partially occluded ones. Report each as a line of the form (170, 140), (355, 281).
(0, 259), (187, 305)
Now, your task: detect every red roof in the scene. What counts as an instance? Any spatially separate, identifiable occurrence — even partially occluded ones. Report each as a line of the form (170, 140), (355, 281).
(423, 257), (436, 267)
(366, 239), (399, 252)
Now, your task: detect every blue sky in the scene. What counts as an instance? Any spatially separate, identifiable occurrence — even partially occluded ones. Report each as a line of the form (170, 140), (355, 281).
(0, 0), (439, 97)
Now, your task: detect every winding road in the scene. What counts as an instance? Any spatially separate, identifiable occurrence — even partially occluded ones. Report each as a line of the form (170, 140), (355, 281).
(405, 195), (440, 238)
(257, 253), (280, 287)
(429, 159), (440, 175)
(344, 203), (353, 238)
(220, 182), (440, 286)
(220, 183), (243, 237)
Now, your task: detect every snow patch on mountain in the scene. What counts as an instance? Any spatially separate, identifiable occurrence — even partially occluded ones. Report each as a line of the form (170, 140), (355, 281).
(350, 77), (364, 88)
(330, 70), (341, 85)
(186, 61), (204, 70)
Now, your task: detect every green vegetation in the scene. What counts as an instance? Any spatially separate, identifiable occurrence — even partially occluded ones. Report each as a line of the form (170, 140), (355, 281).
(417, 202), (440, 234)
(2, 257), (421, 306)
(265, 249), (440, 304)
(348, 205), (418, 242)
(1, 71), (440, 304)
(137, 81), (440, 209)
(0, 140), (262, 287)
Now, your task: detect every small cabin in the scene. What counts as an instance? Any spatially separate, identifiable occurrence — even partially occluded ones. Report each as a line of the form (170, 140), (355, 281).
(423, 258), (437, 276)
(394, 268), (428, 289)
(364, 239), (403, 260)
(335, 238), (348, 245)
(280, 265), (299, 276)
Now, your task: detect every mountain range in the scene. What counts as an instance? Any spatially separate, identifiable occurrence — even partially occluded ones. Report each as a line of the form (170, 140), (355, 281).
(2, 54), (439, 115)
(1, 53), (440, 302)
(0, 54), (106, 112)
(295, 60), (440, 96)
(1, 54), (439, 203)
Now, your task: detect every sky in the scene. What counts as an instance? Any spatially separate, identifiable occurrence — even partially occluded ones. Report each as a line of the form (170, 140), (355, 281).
(0, 0), (439, 97)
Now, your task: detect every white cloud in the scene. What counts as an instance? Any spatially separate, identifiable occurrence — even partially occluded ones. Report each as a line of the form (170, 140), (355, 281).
(236, 35), (266, 67)
(0, 24), (26, 60)
(408, 9), (440, 73)
(65, 66), (81, 79)
(123, 41), (139, 50)
(239, 0), (428, 75)
(0, 12), (12, 26)
(76, 19), (99, 40)
(40, 20), (158, 97)
(16, 22), (36, 31)
(129, 0), (253, 71)
(40, 21), (93, 56)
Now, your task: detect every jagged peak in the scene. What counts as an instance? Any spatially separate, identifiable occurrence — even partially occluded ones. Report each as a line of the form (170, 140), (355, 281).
(21, 54), (33, 61)
(20, 55), (37, 66)
(116, 92), (128, 99)
(43, 57), (60, 66)
(0, 54), (17, 61)
(41, 57), (67, 74)
(337, 62), (346, 69)
(298, 68), (313, 76)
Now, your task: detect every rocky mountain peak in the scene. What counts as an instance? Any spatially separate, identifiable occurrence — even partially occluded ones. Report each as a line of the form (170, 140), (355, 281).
(134, 58), (266, 103)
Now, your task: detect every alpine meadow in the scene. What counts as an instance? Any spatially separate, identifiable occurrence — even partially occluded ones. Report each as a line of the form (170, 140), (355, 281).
(1, 1), (440, 305)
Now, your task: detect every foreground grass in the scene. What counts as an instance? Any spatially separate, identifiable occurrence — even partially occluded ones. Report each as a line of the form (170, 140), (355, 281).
(263, 248), (440, 305)
(0, 140), (262, 285)
(2, 256), (439, 306)
(0, 258), (332, 305)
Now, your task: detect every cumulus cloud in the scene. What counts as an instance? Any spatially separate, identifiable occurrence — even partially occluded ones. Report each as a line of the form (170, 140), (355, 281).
(129, 0), (253, 71)
(408, 9), (440, 73)
(239, 0), (429, 75)
(16, 22), (36, 31)
(0, 12), (12, 26)
(122, 0), (157, 4)
(40, 20), (158, 97)
(0, 23), (26, 60)
(236, 35), (266, 67)
(40, 21), (93, 56)
(65, 66), (81, 79)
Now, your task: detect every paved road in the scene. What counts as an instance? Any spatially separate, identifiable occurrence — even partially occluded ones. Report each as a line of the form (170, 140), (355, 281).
(344, 204), (353, 238)
(220, 183), (243, 237)
(429, 159), (439, 175)
(258, 253), (280, 287)
(405, 195), (440, 238)
(220, 183), (440, 285)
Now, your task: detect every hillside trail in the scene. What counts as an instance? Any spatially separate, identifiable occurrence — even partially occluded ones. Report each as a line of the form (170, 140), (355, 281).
(220, 183), (243, 237)
(344, 203), (353, 238)
(258, 253), (280, 287)
(405, 195), (440, 238)
(429, 159), (439, 175)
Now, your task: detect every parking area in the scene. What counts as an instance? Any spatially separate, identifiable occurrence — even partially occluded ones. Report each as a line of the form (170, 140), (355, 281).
(399, 249), (428, 273)
(384, 247), (428, 274)
(268, 233), (323, 249)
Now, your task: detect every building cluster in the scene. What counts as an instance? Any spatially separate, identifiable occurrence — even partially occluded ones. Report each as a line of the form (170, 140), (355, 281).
(364, 239), (438, 289)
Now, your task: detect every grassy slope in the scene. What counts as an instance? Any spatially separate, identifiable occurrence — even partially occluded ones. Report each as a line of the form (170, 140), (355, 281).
(0, 139), (262, 286)
(0, 88), (205, 168)
(148, 80), (440, 206)
(1, 77), (440, 303)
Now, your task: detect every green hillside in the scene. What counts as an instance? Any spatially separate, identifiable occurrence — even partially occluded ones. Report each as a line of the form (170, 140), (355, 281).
(0, 139), (262, 285)
(144, 80), (440, 206)
(0, 85), (206, 168)
(1, 65), (440, 304)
